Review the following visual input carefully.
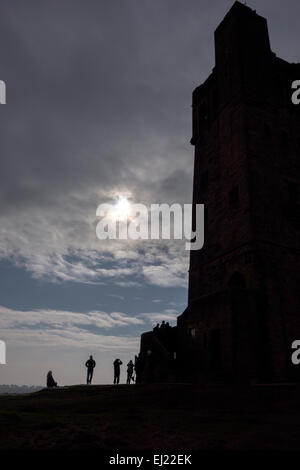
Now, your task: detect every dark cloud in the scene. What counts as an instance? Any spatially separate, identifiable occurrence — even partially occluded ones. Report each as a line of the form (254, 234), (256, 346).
(0, 0), (299, 277)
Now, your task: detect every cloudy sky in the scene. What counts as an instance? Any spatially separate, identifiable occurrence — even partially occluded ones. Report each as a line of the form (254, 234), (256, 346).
(0, 0), (299, 385)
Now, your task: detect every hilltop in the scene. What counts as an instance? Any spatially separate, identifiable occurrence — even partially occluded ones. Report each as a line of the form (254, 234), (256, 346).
(0, 382), (300, 450)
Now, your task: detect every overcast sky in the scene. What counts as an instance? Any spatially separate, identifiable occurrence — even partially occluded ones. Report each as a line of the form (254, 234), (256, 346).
(0, 0), (299, 385)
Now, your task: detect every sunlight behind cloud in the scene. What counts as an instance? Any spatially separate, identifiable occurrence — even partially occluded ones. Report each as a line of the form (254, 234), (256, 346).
(113, 196), (132, 221)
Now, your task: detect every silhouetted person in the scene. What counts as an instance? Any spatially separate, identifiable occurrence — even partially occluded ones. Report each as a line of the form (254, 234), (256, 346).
(153, 323), (160, 334)
(85, 355), (96, 384)
(160, 320), (167, 332)
(126, 360), (134, 384)
(113, 358), (122, 384)
(47, 370), (57, 388)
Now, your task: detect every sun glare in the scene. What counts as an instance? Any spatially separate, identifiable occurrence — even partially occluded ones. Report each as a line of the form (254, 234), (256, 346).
(114, 196), (131, 220)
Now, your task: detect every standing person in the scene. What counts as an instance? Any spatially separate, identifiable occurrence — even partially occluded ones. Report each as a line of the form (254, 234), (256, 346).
(113, 358), (122, 384)
(126, 360), (134, 384)
(85, 355), (96, 385)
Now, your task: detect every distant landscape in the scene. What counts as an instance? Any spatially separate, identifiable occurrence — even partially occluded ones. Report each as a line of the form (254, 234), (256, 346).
(0, 385), (43, 394)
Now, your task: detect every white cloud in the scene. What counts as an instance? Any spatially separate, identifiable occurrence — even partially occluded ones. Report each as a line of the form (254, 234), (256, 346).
(140, 309), (178, 325)
(0, 305), (143, 329)
(108, 294), (125, 300)
(0, 305), (142, 350)
(0, 189), (189, 288)
(142, 260), (188, 288)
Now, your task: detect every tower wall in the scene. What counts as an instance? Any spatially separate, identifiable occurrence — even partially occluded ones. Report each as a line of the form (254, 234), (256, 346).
(178, 1), (300, 382)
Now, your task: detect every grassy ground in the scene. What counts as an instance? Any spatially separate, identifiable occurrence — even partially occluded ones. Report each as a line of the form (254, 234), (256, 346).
(0, 382), (300, 450)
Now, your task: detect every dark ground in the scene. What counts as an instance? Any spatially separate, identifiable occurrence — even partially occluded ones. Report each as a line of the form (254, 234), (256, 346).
(0, 383), (300, 450)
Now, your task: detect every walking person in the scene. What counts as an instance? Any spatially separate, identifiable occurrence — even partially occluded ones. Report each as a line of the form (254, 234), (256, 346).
(126, 360), (134, 384)
(85, 355), (96, 384)
(113, 358), (122, 384)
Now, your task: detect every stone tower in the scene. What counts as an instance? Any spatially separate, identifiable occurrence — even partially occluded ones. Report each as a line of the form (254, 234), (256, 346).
(177, 1), (300, 382)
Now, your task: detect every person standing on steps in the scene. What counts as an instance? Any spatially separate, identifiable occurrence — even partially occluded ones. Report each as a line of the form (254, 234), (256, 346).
(85, 355), (96, 385)
(113, 358), (122, 384)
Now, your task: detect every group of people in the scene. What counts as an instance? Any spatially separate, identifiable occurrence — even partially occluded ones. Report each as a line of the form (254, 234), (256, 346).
(112, 358), (135, 384)
(46, 320), (173, 388)
(87, 356), (135, 385)
(46, 355), (135, 388)
(153, 320), (172, 334)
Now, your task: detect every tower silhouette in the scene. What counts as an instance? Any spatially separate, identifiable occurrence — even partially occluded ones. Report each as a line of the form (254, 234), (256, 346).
(140, 1), (300, 383)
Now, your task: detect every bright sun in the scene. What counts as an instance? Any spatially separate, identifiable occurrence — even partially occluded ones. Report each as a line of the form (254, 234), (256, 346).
(114, 196), (131, 220)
